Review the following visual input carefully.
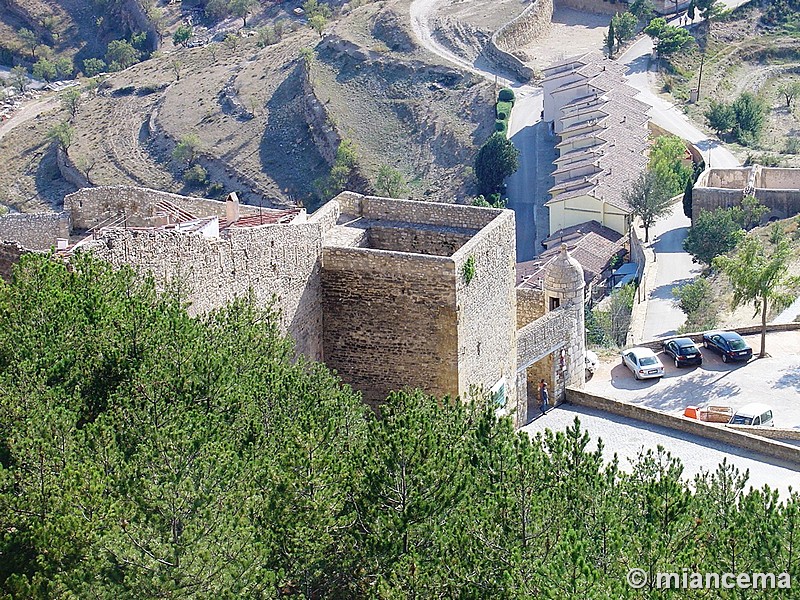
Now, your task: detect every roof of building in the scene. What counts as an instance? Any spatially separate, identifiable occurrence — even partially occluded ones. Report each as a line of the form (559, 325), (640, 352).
(517, 222), (625, 289)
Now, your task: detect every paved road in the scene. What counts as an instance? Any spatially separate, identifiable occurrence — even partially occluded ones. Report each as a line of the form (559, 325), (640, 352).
(640, 202), (703, 339)
(505, 91), (554, 260)
(523, 404), (800, 497)
(618, 34), (739, 169)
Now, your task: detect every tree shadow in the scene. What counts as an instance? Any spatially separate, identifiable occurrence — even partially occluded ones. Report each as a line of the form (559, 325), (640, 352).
(652, 226), (689, 252)
(773, 370), (800, 391)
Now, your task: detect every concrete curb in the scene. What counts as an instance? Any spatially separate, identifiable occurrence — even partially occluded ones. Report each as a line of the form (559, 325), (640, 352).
(566, 387), (800, 466)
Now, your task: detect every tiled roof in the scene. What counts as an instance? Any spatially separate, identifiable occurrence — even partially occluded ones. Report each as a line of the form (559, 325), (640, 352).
(220, 209), (300, 229)
(517, 221), (626, 288)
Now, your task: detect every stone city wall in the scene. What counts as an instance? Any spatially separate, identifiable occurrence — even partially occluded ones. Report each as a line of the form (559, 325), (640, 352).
(368, 225), (474, 256)
(692, 187), (800, 222)
(57, 146), (91, 189)
(758, 167), (800, 189)
(321, 246), (459, 404)
(64, 186), (259, 231)
(516, 286), (545, 328)
(453, 211), (518, 407)
(567, 387), (800, 465)
(80, 221), (325, 360)
(359, 195), (501, 230)
(559, 0), (626, 15)
(0, 212), (71, 251)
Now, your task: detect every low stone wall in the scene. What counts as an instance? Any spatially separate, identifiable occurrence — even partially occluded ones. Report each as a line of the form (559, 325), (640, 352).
(57, 145), (91, 189)
(626, 228), (655, 346)
(728, 425), (800, 441)
(481, 0), (551, 83)
(559, 0), (626, 15)
(0, 212), (71, 251)
(566, 387), (800, 465)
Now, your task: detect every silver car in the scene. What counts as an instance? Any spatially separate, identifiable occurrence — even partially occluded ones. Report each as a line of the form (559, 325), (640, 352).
(622, 347), (664, 380)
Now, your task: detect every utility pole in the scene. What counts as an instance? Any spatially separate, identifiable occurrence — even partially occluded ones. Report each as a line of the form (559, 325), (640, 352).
(696, 51), (705, 100)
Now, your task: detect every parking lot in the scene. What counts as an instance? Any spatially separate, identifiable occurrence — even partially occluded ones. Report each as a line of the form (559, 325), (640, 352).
(586, 331), (800, 429)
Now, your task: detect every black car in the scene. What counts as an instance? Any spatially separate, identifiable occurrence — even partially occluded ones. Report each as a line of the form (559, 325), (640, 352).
(662, 337), (703, 367)
(702, 331), (753, 363)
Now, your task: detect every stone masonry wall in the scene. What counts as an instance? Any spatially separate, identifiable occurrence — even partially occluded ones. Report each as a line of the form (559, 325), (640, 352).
(692, 187), (800, 222)
(81, 222), (325, 360)
(559, 0), (626, 15)
(480, 0), (550, 82)
(368, 225), (473, 256)
(64, 187), (260, 231)
(516, 287), (545, 328)
(453, 210), (517, 409)
(321, 247), (459, 404)
(359, 196), (500, 230)
(0, 212), (71, 251)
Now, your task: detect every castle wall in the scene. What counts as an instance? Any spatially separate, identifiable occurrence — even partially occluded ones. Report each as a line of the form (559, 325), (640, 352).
(480, 0), (551, 82)
(517, 287), (546, 328)
(64, 187), (260, 231)
(80, 223), (325, 360)
(758, 168), (800, 189)
(321, 247), (459, 404)
(453, 210), (518, 409)
(0, 212), (71, 251)
(359, 195), (500, 230)
(368, 225), (473, 256)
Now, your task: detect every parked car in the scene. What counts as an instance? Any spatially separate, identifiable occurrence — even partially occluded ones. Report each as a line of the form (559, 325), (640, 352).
(622, 347), (664, 380)
(585, 350), (599, 379)
(702, 331), (753, 363)
(662, 337), (703, 368)
(729, 403), (774, 427)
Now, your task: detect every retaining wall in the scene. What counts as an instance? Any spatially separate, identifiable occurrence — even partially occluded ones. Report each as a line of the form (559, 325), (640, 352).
(481, 0), (551, 82)
(567, 387), (800, 465)
(633, 322), (800, 350)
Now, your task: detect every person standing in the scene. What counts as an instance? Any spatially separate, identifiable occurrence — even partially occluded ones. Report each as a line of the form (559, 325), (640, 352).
(540, 381), (549, 414)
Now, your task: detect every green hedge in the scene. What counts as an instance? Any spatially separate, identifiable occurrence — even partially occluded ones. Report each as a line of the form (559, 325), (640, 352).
(494, 119), (507, 134)
(498, 87), (515, 102)
(496, 100), (513, 120)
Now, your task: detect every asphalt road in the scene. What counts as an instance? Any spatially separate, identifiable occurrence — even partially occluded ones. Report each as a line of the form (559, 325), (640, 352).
(640, 202), (703, 339)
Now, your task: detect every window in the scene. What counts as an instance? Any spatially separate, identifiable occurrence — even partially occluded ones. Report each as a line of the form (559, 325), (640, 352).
(491, 379), (506, 409)
(549, 297), (560, 311)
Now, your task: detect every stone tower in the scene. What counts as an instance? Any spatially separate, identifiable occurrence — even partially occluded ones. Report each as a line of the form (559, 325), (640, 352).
(543, 244), (586, 394)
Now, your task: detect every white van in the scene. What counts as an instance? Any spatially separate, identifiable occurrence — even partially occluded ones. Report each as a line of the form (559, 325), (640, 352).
(729, 403), (774, 427)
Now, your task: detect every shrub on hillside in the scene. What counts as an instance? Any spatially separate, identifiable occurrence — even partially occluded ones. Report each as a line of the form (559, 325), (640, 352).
(498, 87), (515, 102)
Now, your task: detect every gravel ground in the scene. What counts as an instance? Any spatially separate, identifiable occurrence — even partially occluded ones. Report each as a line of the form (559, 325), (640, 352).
(522, 404), (800, 497)
(586, 331), (800, 429)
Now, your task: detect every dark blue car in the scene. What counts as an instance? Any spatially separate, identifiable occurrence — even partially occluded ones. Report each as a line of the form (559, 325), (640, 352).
(702, 331), (753, 363)
(662, 337), (703, 367)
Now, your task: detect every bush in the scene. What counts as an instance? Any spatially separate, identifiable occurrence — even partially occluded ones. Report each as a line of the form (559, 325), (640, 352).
(785, 137), (800, 154)
(183, 164), (208, 186)
(475, 132), (519, 196)
(496, 100), (513, 119)
(498, 87), (515, 102)
(673, 278), (717, 332)
(494, 119), (507, 134)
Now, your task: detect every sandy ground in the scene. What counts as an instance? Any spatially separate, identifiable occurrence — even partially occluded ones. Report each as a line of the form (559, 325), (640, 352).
(435, 0), (530, 34)
(585, 330), (800, 429)
(0, 96), (59, 142)
(518, 7), (610, 70)
(522, 403), (800, 497)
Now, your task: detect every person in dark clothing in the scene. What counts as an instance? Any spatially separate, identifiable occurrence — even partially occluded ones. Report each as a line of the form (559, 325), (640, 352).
(540, 381), (549, 414)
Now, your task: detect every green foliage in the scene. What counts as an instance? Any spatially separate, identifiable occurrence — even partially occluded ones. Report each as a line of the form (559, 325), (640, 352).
(309, 13), (328, 37)
(713, 233), (800, 356)
(171, 133), (201, 167)
(60, 88), (81, 118)
(648, 135), (692, 196)
(105, 39), (140, 71)
(606, 18), (616, 55)
(628, 0), (656, 22)
(592, 283), (636, 347)
(474, 132), (519, 196)
(462, 255), (476, 284)
(375, 165), (407, 197)
(183, 164), (208, 185)
(624, 169), (673, 242)
(205, 0), (230, 21)
(82, 57), (106, 77)
(9, 65), (28, 93)
(777, 81), (800, 108)
(494, 118), (507, 134)
(299, 46), (315, 65)
(228, 0), (258, 27)
(644, 17), (667, 38)
(257, 25), (281, 47)
(173, 24), (193, 47)
(1, 255), (800, 595)
(54, 56), (74, 79)
(17, 27), (39, 58)
(315, 138), (358, 200)
(32, 58), (56, 82)
(497, 87), (515, 102)
(683, 207), (745, 264)
(731, 92), (768, 145)
(682, 176), (693, 219)
(705, 99), (736, 135)
(471, 193), (506, 208)
(303, 0), (333, 18)
(655, 26), (694, 56)
(496, 100), (513, 119)
(673, 278), (717, 332)
(612, 12), (637, 47)
(48, 120), (74, 151)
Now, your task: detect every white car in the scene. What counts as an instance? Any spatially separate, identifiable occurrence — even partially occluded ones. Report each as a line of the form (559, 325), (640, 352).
(622, 347), (664, 380)
(729, 403), (774, 427)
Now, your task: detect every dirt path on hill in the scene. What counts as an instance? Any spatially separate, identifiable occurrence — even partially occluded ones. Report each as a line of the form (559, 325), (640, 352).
(0, 96), (59, 142)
